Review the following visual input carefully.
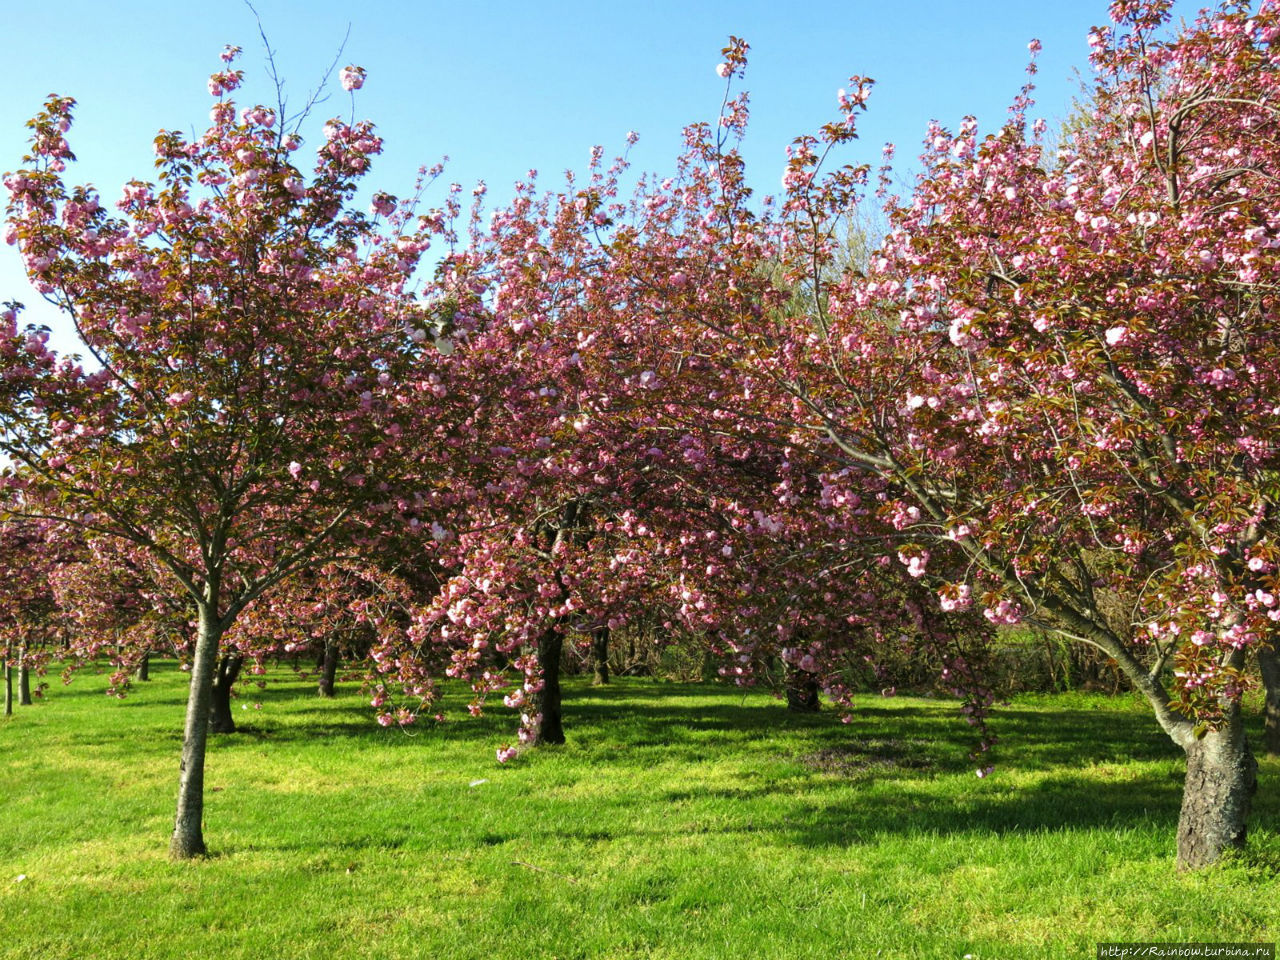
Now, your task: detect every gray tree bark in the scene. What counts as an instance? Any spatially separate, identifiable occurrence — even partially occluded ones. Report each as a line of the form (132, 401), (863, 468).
(590, 627), (609, 685)
(170, 602), (223, 859)
(317, 638), (339, 697)
(17, 646), (31, 706)
(1175, 706), (1257, 871)
(208, 654), (243, 734)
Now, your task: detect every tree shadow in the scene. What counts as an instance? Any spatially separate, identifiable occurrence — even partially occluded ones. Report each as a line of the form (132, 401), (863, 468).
(777, 771), (1186, 848)
(228, 678), (1184, 772)
(194, 678), (1280, 863)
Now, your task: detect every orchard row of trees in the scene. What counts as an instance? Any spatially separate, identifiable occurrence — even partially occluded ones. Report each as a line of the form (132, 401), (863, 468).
(3, 0), (1278, 871)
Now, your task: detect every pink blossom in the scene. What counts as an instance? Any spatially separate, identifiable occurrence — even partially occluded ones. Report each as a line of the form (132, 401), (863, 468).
(898, 549), (929, 578)
(340, 66), (366, 92)
(939, 584), (972, 612)
(983, 599), (1023, 626)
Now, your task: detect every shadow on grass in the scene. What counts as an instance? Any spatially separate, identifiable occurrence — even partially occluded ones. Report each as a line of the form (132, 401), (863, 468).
(62, 663), (1178, 767)
(227, 683), (1213, 854)
(485, 763), (1280, 855)
(779, 772), (1185, 848)
(218, 677), (1182, 776)
(242, 762), (1248, 859)
(46, 666), (1280, 858)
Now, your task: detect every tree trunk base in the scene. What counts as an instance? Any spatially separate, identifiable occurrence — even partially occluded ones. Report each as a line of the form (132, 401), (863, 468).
(208, 655), (243, 734)
(168, 833), (208, 860)
(318, 640), (339, 698)
(531, 625), (566, 746)
(1176, 722), (1257, 871)
(785, 668), (821, 712)
(590, 627), (610, 686)
(17, 663), (31, 706)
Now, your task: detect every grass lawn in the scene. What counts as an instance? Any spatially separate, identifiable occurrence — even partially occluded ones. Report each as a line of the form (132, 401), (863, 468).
(0, 662), (1277, 959)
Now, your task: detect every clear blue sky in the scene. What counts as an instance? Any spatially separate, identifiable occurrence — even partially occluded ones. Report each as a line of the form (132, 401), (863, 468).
(1, 0), (1206, 351)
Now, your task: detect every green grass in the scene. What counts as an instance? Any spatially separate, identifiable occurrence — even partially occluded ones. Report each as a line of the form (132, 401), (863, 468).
(0, 664), (1278, 959)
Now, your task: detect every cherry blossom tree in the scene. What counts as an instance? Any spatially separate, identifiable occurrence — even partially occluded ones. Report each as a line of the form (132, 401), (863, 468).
(677, 3), (1280, 868)
(1, 49), (458, 858)
(382, 106), (1000, 763)
(406, 149), (798, 751)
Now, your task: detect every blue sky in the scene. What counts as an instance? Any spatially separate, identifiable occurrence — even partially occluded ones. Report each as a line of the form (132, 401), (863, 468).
(1, 0), (1206, 351)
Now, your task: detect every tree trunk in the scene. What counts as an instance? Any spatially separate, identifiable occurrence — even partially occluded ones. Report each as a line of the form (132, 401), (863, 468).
(785, 665), (821, 712)
(531, 624), (565, 745)
(1257, 644), (1280, 757)
(1176, 709), (1257, 871)
(134, 652), (150, 682)
(170, 604), (223, 860)
(208, 654), (243, 734)
(17, 646), (31, 706)
(1037, 617), (1255, 871)
(318, 638), (339, 697)
(3, 660), (11, 717)
(590, 627), (610, 685)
